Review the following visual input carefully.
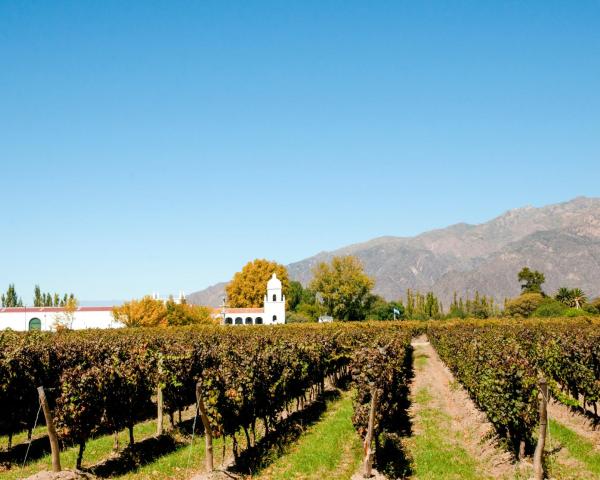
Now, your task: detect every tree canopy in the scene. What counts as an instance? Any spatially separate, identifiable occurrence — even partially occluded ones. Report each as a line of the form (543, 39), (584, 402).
(112, 297), (215, 327)
(226, 259), (290, 308)
(518, 267), (545, 294)
(309, 255), (374, 321)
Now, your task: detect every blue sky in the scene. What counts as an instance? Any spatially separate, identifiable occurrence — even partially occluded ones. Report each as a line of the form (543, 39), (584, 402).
(1, 1), (599, 302)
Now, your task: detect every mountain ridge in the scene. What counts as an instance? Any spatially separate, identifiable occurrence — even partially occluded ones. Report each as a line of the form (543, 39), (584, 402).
(187, 196), (600, 307)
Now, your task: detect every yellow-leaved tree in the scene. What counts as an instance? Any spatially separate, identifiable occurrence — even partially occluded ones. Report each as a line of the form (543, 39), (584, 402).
(113, 296), (218, 327)
(226, 259), (290, 308)
(112, 296), (167, 327)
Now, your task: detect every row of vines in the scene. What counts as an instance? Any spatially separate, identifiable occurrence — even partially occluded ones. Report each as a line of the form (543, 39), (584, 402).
(0, 322), (418, 470)
(428, 318), (600, 456)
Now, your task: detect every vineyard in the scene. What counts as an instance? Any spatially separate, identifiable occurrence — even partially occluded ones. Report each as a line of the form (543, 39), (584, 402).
(1, 318), (599, 479)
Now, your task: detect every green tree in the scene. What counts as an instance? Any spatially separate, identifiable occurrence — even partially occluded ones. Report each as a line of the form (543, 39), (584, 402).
(504, 293), (544, 318)
(33, 285), (42, 307)
(287, 281), (305, 311)
(226, 259), (290, 308)
(518, 267), (545, 294)
(1, 284), (23, 307)
(309, 255), (374, 321)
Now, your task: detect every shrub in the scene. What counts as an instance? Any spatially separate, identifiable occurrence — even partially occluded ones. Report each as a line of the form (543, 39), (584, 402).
(533, 298), (567, 317)
(504, 293), (544, 318)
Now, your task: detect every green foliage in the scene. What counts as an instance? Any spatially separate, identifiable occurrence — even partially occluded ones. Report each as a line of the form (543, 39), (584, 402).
(403, 290), (442, 320)
(447, 291), (499, 319)
(518, 267), (545, 294)
(504, 292), (544, 318)
(365, 296), (404, 320)
(1, 284), (23, 307)
(533, 298), (568, 317)
(285, 311), (314, 323)
(33, 286), (76, 307)
(555, 287), (588, 309)
(310, 255), (375, 321)
(564, 307), (588, 317)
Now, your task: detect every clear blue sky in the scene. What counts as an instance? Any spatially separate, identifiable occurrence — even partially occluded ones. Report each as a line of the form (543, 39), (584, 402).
(1, 1), (599, 302)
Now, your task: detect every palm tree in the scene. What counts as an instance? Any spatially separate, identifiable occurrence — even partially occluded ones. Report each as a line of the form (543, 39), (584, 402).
(555, 287), (575, 307)
(571, 288), (587, 309)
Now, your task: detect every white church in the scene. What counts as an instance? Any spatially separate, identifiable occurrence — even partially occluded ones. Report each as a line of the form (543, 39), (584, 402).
(220, 273), (286, 325)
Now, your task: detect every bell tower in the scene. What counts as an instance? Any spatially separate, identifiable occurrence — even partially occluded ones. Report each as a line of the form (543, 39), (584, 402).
(264, 273), (285, 324)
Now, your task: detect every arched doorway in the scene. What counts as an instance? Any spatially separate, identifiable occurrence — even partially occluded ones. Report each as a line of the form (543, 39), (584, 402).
(225, 317), (233, 325)
(255, 317), (263, 324)
(245, 317), (253, 325)
(272, 315), (277, 322)
(235, 317), (243, 325)
(29, 317), (42, 331)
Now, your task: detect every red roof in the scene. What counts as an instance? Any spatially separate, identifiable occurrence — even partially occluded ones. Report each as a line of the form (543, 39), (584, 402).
(0, 306), (114, 313)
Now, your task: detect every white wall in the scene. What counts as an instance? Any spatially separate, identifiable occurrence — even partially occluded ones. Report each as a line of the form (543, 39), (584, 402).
(0, 307), (123, 331)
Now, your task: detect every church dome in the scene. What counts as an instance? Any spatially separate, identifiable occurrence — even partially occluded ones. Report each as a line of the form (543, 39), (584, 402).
(267, 273), (282, 290)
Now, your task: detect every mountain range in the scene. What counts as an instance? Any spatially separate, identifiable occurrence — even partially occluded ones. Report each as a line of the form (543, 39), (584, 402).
(187, 197), (600, 307)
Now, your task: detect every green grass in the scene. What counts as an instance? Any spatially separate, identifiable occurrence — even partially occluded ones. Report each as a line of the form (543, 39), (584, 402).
(407, 386), (485, 480)
(0, 415), (214, 480)
(257, 390), (362, 480)
(549, 419), (600, 477)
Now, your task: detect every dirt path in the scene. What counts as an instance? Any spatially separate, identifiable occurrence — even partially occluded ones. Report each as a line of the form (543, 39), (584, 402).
(407, 336), (517, 479)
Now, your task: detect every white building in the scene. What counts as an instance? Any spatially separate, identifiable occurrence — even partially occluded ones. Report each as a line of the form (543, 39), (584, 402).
(0, 306), (122, 331)
(221, 273), (286, 325)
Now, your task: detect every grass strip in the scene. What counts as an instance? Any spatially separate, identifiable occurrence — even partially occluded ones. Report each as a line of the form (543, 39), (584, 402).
(408, 387), (484, 480)
(257, 390), (362, 480)
(549, 419), (600, 476)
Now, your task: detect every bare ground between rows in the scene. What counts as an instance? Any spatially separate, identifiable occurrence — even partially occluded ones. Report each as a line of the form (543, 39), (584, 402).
(409, 335), (517, 479)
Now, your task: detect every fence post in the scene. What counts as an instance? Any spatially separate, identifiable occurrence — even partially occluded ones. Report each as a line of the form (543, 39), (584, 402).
(533, 376), (548, 480)
(363, 386), (378, 478)
(157, 356), (164, 436)
(37, 386), (61, 472)
(196, 381), (214, 472)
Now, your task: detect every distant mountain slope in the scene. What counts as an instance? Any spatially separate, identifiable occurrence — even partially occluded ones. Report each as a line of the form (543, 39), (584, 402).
(188, 197), (600, 307)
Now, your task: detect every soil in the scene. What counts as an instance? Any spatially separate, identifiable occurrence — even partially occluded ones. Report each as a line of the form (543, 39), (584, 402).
(24, 470), (97, 480)
(409, 335), (517, 479)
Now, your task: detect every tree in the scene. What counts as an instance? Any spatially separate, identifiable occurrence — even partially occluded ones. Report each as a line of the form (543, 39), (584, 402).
(570, 288), (587, 309)
(309, 255), (374, 321)
(504, 293), (544, 318)
(226, 259), (290, 308)
(555, 287), (574, 306)
(287, 281), (305, 311)
(1, 284), (23, 307)
(53, 297), (79, 330)
(112, 297), (168, 327)
(33, 285), (42, 307)
(555, 287), (588, 309)
(518, 267), (545, 294)
(165, 299), (216, 326)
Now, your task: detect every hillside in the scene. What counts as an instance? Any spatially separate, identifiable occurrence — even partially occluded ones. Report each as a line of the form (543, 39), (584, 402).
(187, 197), (600, 306)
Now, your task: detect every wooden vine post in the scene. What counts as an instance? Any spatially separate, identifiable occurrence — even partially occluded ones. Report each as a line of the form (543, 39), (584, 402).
(533, 376), (548, 480)
(196, 381), (214, 472)
(37, 386), (61, 472)
(157, 355), (164, 436)
(363, 386), (378, 478)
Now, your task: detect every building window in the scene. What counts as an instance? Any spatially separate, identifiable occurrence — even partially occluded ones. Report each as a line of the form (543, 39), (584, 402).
(272, 315), (277, 322)
(29, 318), (42, 331)
(256, 317), (263, 324)
(273, 294), (277, 301)
(235, 317), (243, 325)
(225, 317), (233, 325)
(245, 317), (253, 325)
